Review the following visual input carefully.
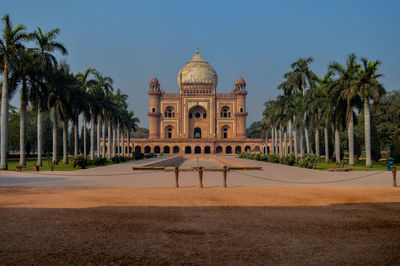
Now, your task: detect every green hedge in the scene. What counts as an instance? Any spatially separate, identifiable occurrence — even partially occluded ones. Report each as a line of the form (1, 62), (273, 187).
(238, 152), (319, 169)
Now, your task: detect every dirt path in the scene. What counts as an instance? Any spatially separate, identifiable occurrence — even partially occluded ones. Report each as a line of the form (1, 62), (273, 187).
(1, 186), (400, 264)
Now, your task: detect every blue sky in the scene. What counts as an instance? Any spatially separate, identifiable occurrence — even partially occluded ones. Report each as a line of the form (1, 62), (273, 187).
(4, 0), (400, 127)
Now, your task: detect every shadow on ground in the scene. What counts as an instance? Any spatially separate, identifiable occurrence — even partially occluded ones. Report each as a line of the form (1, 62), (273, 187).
(1, 203), (400, 265)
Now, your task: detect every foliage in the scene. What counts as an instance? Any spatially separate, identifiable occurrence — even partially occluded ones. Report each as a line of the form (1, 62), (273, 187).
(144, 153), (156, 159)
(297, 154), (320, 169)
(111, 156), (128, 163)
(72, 155), (90, 169)
(280, 154), (296, 166)
(246, 121), (265, 139)
(92, 157), (108, 166)
(131, 127), (149, 138)
(132, 151), (144, 160)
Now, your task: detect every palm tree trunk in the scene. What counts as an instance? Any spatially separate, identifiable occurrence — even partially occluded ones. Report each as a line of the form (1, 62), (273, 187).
(19, 101), (27, 165)
(112, 126), (116, 157)
(63, 120), (68, 164)
(335, 127), (340, 164)
(294, 126), (298, 159)
(108, 122), (111, 158)
(122, 130), (125, 157)
(127, 130), (131, 158)
(348, 111), (355, 166)
(74, 118), (78, 157)
(315, 129), (320, 157)
(83, 113), (87, 157)
(102, 121), (106, 158)
(299, 125), (304, 158)
(37, 107), (43, 166)
(305, 126), (311, 154)
(364, 99), (372, 167)
(117, 122), (120, 156)
(324, 127), (329, 163)
(279, 124), (283, 158)
(97, 114), (101, 157)
(90, 112), (95, 159)
(288, 119), (293, 154)
(52, 109), (58, 164)
(274, 127), (278, 155)
(284, 128), (287, 155)
(1, 64), (9, 169)
(271, 126), (275, 154)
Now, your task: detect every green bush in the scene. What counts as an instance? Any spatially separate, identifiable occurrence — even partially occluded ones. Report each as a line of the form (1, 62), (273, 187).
(279, 154), (296, 166)
(92, 157), (108, 166)
(267, 154), (280, 163)
(72, 156), (90, 169)
(132, 151), (144, 160)
(297, 154), (320, 169)
(111, 156), (129, 163)
(144, 153), (156, 159)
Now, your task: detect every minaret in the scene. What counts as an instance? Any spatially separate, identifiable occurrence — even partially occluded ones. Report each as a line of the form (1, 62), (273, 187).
(235, 77), (247, 139)
(148, 76), (161, 139)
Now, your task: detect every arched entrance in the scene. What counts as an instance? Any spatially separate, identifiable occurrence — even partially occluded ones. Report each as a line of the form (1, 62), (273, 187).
(195, 146), (201, 154)
(144, 146), (151, 153)
(163, 146), (170, 154)
(188, 105), (207, 139)
(226, 146), (232, 154)
(154, 146), (160, 154)
(235, 146), (241, 154)
(204, 146), (211, 154)
(216, 146), (223, 154)
(185, 146), (192, 154)
(245, 146), (251, 152)
(173, 146), (180, 154)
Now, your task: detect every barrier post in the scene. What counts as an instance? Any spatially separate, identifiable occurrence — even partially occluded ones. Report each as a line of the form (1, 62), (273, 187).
(392, 165), (397, 187)
(223, 165), (228, 188)
(199, 166), (203, 188)
(174, 166), (179, 188)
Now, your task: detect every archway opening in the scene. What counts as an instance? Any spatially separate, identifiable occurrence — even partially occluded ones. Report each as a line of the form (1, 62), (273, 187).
(185, 146), (192, 154)
(144, 146), (151, 153)
(173, 146), (180, 154)
(135, 146), (141, 153)
(163, 146), (170, 154)
(154, 146), (160, 154)
(216, 146), (223, 154)
(195, 146), (201, 154)
(194, 128), (201, 139)
(245, 146), (251, 152)
(226, 146), (232, 154)
(235, 146), (241, 154)
(204, 146), (211, 154)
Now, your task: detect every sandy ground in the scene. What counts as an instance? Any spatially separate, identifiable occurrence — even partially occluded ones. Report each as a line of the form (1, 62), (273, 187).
(1, 157), (399, 265)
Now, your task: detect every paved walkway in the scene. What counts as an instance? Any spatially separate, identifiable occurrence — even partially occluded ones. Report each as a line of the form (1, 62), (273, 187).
(0, 156), (393, 187)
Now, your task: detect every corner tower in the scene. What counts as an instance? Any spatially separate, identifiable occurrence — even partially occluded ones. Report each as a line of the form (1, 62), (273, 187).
(234, 77), (247, 139)
(148, 76), (161, 139)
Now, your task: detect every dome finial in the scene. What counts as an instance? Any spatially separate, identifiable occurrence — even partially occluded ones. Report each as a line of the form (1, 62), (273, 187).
(196, 44), (199, 54)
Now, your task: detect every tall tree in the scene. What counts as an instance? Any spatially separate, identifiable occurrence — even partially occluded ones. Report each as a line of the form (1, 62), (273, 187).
(329, 54), (361, 166)
(359, 57), (386, 167)
(31, 26), (67, 166)
(0, 14), (29, 169)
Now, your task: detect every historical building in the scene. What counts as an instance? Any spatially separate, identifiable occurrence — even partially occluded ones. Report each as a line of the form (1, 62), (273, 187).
(131, 48), (266, 154)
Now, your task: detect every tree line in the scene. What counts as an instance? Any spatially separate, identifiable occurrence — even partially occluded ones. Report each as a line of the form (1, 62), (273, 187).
(263, 54), (385, 167)
(0, 14), (139, 169)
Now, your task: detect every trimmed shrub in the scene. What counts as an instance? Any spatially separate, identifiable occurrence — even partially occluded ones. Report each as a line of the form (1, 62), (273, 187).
(297, 154), (320, 169)
(132, 151), (145, 160)
(92, 157), (108, 166)
(72, 156), (90, 169)
(144, 153), (156, 159)
(267, 154), (280, 163)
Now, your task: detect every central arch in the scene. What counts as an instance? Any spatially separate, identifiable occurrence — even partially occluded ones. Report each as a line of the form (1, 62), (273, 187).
(194, 146), (201, 154)
(188, 105), (207, 139)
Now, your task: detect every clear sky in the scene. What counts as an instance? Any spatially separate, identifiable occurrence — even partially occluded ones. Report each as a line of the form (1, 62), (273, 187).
(3, 0), (400, 127)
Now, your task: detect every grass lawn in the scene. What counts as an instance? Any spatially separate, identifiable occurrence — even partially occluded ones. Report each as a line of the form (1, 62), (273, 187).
(315, 159), (388, 171)
(3, 157), (141, 172)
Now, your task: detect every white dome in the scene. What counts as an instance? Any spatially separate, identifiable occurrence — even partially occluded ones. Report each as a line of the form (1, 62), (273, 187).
(177, 48), (218, 87)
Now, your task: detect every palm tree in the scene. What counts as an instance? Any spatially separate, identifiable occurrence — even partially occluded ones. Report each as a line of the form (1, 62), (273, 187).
(319, 71), (335, 163)
(76, 68), (95, 157)
(285, 58), (318, 154)
(31, 26), (67, 166)
(9, 48), (38, 165)
(329, 54), (361, 166)
(359, 57), (386, 167)
(0, 14), (30, 169)
(113, 88), (128, 156)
